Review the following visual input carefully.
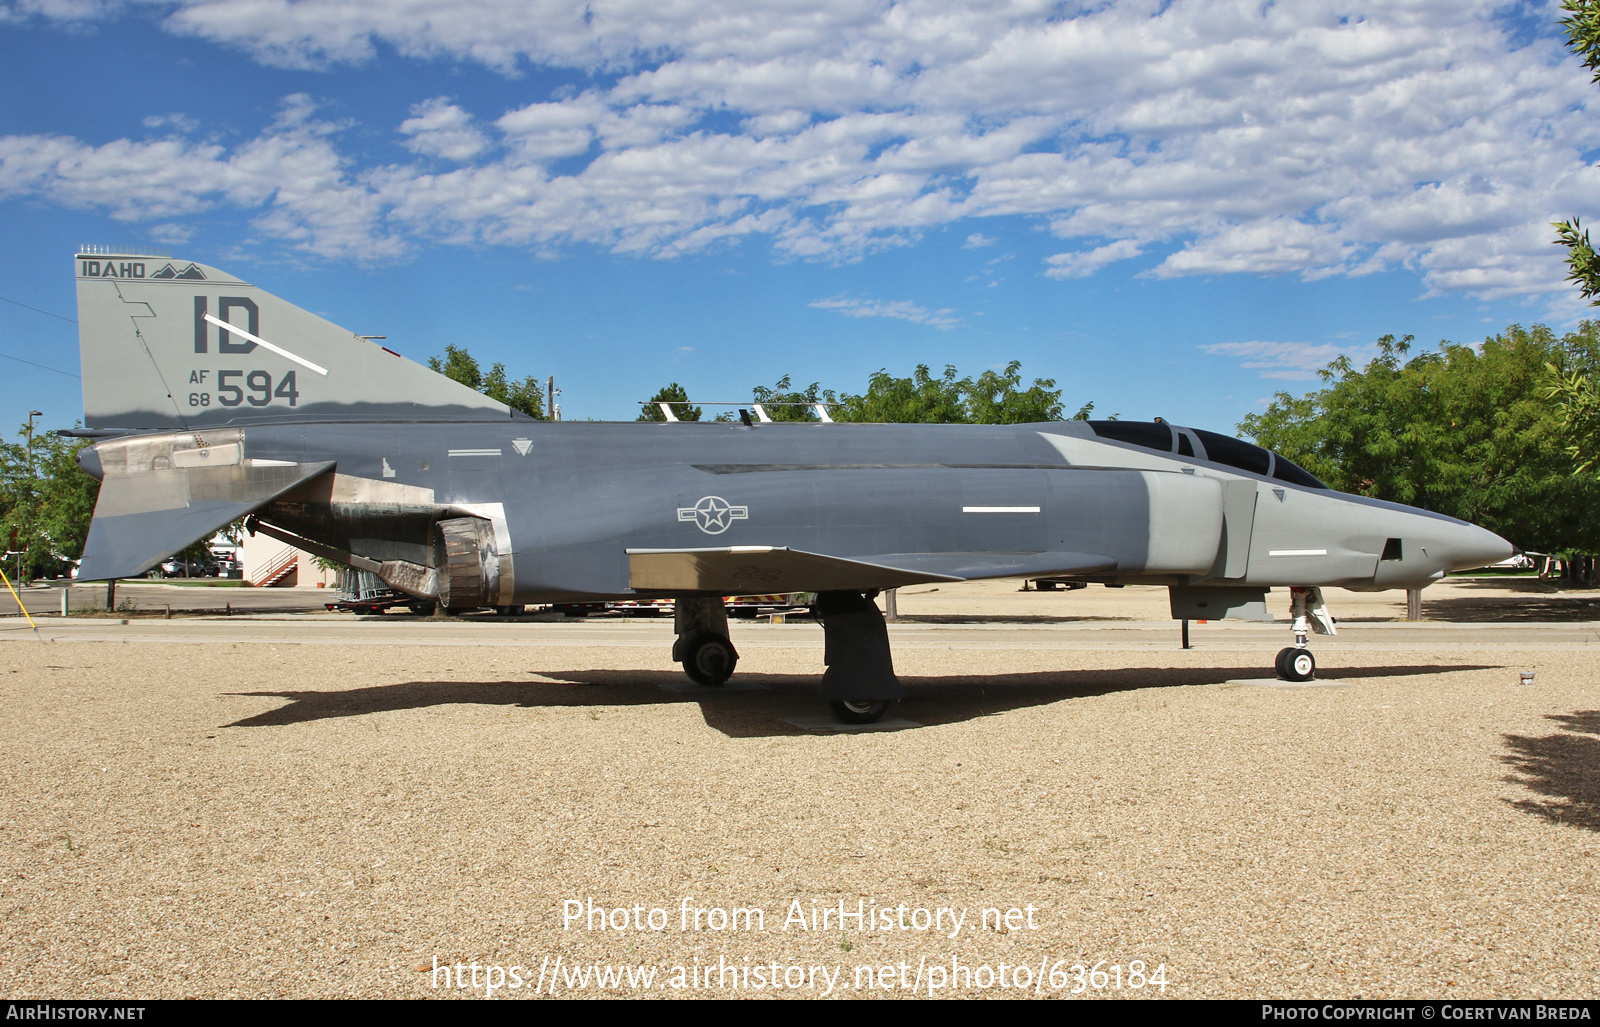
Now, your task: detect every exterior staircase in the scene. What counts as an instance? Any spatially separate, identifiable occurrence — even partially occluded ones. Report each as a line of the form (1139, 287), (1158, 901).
(252, 546), (299, 588)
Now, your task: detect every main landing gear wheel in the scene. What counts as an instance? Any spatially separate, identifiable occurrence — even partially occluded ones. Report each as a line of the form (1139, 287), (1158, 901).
(828, 699), (890, 725)
(1276, 647), (1315, 682)
(683, 635), (737, 686)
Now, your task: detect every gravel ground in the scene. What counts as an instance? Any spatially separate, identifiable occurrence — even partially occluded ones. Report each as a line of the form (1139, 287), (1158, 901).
(1, 580), (1597, 999)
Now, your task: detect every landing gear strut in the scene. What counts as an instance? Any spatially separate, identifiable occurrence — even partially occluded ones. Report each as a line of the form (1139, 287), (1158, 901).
(1277, 586), (1335, 682)
(674, 597), (738, 686)
(815, 590), (904, 723)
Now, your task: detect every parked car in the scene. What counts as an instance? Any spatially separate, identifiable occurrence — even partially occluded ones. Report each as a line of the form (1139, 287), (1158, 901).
(153, 555), (219, 578)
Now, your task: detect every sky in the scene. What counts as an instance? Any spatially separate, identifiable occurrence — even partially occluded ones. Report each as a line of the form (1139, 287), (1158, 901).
(1, 0), (1598, 436)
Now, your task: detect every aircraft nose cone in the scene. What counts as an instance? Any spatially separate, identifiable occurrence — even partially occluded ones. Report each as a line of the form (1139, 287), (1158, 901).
(1439, 523), (1515, 572)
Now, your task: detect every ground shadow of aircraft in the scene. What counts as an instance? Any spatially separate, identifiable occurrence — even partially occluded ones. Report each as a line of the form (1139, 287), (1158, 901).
(223, 662), (1496, 738)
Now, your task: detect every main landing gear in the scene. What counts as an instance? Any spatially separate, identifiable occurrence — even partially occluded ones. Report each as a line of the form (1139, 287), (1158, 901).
(828, 699), (892, 724)
(673, 597), (739, 686)
(670, 591), (904, 723)
(1276, 586), (1336, 682)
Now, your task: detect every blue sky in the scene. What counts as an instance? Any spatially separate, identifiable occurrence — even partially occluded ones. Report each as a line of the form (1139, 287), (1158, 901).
(2, 0), (1597, 436)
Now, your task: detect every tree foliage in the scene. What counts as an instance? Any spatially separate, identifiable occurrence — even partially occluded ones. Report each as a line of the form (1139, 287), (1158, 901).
(1555, 1), (1600, 300)
(751, 376), (830, 422)
(0, 424), (99, 579)
(1544, 357), (1600, 477)
(676, 362), (1088, 424)
(1553, 218), (1600, 303)
(1241, 324), (1600, 555)
(428, 343), (546, 418)
(831, 361), (1089, 424)
(1545, 2), (1600, 486)
(637, 382), (702, 421)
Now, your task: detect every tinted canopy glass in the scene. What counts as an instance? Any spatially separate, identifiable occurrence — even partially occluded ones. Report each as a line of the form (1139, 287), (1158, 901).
(1192, 429), (1271, 476)
(1270, 455), (1327, 489)
(1088, 420), (1173, 452)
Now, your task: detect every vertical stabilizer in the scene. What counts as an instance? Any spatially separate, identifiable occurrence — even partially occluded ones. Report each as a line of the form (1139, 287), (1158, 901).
(75, 251), (516, 428)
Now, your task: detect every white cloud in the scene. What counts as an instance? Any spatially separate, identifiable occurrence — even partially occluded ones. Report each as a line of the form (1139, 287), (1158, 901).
(964, 232), (996, 248)
(399, 98), (491, 161)
(810, 296), (961, 329)
(1045, 238), (1143, 278)
(141, 112), (199, 134)
(5, 0), (1598, 302)
(0, 95), (404, 258)
(147, 222), (194, 244)
(1201, 340), (1360, 380)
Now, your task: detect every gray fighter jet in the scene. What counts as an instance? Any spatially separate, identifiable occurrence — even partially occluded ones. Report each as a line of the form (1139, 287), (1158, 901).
(67, 250), (1514, 721)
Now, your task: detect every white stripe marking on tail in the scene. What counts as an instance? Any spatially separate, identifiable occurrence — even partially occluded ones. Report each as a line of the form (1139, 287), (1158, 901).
(203, 313), (330, 376)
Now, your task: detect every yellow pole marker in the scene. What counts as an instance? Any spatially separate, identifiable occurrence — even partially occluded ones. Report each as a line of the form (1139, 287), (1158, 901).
(0, 562), (43, 639)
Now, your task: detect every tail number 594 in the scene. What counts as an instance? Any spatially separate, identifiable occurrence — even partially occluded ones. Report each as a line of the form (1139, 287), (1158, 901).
(214, 370), (300, 407)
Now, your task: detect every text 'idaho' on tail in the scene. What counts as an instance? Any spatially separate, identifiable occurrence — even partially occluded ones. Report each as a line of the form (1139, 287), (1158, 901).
(74, 250), (519, 429)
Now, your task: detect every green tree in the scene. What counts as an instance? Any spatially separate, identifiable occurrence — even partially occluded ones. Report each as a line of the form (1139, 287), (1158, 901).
(1545, 359), (1600, 475)
(831, 361), (1086, 424)
(965, 360), (1070, 424)
(428, 344), (482, 391)
(429, 344), (545, 418)
(1554, 1), (1600, 299)
(751, 375), (831, 422)
(0, 424), (99, 580)
(1242, 325), (1600, 556)
(637, 383), (702, 421)
(834, 364), (968, 423)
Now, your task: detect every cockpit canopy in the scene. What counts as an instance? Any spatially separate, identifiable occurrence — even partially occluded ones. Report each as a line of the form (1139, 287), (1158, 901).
(1086, 420), (1327, 489)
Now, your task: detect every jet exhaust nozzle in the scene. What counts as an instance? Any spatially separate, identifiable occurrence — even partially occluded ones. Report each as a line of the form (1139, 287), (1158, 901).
(434, 516), (499, 610)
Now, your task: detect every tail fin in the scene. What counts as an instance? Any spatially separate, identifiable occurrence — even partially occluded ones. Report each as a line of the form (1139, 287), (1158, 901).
(74, 251), (516, 428)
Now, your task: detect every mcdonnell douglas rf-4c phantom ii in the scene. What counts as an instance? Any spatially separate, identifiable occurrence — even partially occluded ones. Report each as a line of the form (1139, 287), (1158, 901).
(69, 250), (1514, 722)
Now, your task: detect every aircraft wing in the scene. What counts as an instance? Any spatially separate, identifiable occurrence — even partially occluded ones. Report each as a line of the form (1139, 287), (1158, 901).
(626, 546), (1115, 593)
(77, 434), (335, 580)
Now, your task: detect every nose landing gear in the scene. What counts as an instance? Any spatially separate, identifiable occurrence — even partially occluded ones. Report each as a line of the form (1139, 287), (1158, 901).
(1278, 586), (1335, 682)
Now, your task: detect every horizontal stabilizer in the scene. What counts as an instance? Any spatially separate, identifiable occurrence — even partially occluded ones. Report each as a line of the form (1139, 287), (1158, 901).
(627, 546), (965, 593)
(77, 432), (333, 580)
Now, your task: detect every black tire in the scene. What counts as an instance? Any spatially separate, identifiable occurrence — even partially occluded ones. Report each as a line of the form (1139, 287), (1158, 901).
(1274, 647), (1292, 678)
(828, 699), (890, 724)
(496, 604), (526, 617)
(561, 607), (589, 618)
(1280, 647), (1315, 682)
(683, 635), (737, 686)
(409, 602), (436, 616)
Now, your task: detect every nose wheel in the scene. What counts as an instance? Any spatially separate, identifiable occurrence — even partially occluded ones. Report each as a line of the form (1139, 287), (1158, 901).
(1275, 646), (1315, 682)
